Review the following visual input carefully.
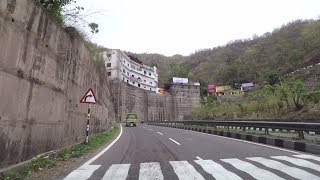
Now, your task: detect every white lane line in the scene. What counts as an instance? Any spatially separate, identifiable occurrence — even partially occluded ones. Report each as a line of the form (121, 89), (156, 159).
(170, 161), (205, 180)
(101, 164), (130, 180)
(64, 125), (123, 180)
(157, 132), (164, 135)
(196, 156), (203, 160)
(271, 156), (320, 172)
(221, 158), (285, 180)
(293, 154), (320, 162)
(169, 138), (181, 145)
(195, 160), (242, 180)
(247, 157), (319, 180)
(186, 128), (301, 154)
(139, 162), (164, 180)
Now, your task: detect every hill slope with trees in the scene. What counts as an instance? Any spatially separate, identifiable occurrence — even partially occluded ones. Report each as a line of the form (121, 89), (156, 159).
(131, 19), (320, 89)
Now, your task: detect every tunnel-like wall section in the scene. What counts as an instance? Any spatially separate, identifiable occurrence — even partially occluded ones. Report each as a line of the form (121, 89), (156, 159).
(0, 0), (200, 169)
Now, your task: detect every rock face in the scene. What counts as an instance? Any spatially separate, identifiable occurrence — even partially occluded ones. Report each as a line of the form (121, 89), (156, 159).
(0, 0), (116, 168)
(0, 0), (200, 168)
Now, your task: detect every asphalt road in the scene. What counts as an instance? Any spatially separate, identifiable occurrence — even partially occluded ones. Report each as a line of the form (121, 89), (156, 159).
(60, 124), (320, 180)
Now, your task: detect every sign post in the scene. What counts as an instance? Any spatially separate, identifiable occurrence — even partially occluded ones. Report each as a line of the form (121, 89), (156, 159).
(80, 88), (97, 143)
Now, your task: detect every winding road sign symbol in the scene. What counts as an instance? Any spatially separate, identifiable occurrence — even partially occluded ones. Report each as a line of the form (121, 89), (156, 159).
(80, 88), (96, 104)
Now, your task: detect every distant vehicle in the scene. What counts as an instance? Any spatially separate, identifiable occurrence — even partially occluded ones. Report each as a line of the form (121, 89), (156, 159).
(126, 113), (137, 127)
(141, 120), (145, 124)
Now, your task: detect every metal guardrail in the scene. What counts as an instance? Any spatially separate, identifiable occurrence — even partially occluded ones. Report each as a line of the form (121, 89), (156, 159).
(147, 120), (320, 139)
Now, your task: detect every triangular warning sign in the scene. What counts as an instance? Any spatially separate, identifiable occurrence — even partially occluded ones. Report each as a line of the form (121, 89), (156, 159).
(80, 88), (96, 104)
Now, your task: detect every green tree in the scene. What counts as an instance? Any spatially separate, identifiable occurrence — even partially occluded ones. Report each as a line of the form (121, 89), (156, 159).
(170, 63), (190, 78)
(276, 83), (290, 109)
(288, 80), (306, 110)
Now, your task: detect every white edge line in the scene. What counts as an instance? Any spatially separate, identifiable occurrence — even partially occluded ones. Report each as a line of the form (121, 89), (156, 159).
(157, 132), (164, 135)
(182, 127), (302, 154)
(169, 138), (181, 145)
(83, 125), (123, 166)
(196, 156), (203, 160)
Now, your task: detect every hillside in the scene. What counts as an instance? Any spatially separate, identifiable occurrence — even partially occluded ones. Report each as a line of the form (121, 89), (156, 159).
(130, 19), (320, 87)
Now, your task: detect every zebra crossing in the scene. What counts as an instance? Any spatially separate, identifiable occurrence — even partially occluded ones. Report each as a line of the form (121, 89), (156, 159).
(64, 154), (320, 180)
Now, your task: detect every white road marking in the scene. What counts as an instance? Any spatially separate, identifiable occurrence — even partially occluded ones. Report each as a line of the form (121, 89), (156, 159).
(221, 158), (285, 180)
(102, 164), (130, 180)
(247, 157), (319, 180)
(169, 138), (181, 145)
(185, 128), (301, 154)
(139, 162), (164, 180)
(196, 156), (203, 160)
(64, 165), (100, 180)
(195, 160), (242, 180)
(149, 129), (154, 131)
(64, 125), (123, 180)
(271, 156), (320, 172)
(170, 161), (205, 180)
(157, 132), (164, 135)
(294, 154), (320, 162)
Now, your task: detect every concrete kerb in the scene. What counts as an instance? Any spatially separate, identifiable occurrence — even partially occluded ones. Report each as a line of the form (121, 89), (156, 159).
(151, 123), (320, 155)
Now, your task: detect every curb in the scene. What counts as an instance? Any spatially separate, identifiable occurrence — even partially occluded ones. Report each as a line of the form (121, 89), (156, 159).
(151, 124), (320, 155)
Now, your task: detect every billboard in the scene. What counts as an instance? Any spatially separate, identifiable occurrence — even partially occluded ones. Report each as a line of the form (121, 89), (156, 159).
(207, 84), (216, 94)
(216, 86), (231, 93)
(241, 83), (254, 92)
(172, 77), (188, 84)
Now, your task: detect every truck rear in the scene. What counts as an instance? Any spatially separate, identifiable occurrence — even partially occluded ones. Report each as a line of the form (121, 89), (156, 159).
(126, 113), (137, 127)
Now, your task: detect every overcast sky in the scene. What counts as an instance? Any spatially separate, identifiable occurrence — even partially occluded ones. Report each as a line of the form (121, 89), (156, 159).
(69, 0), (320, 56)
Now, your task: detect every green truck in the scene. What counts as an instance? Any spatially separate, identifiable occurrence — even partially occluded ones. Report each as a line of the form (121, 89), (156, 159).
(126, 113), (137, 127)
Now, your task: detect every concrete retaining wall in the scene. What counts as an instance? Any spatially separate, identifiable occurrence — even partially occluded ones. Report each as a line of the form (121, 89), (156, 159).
(0, 0), (116, 168)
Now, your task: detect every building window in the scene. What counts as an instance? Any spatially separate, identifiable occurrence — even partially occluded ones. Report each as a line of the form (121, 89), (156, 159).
(127, 63), (129, 67)
(150, 88), (152, 91)
(131, 65), (135, 70)
(123, 77), (125, 81)
(127, 72), (129, 76)
(107, 63), (111, 67)
(123, 69), (125, 73)
(149, 72), (151, 76)
(138, 84), (141, 87)
(123, 60), (125, 63)
(107, 72), (111, 76)
(150, 82), (152, 84)
(144, 70), (146, 74)
(133, 82), (135, 85)
(144, 80), (146, 82)
(132, 75), (134, 77)
(144, 86), (146, 89)
(127, 80), (129, 83)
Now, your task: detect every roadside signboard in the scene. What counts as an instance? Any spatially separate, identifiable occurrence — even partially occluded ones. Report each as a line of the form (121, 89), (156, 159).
(80, 88), (96, 104)
(80, 88), (97, 143)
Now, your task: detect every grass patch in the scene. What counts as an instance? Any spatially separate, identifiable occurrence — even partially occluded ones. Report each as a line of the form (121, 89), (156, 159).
(0, 125), (120, 180)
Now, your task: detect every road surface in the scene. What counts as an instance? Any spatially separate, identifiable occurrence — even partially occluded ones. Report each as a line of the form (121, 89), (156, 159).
(59, 124), (320, 180)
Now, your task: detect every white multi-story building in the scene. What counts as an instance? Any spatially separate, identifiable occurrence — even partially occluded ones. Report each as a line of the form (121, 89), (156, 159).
(103, 49), (159, 92)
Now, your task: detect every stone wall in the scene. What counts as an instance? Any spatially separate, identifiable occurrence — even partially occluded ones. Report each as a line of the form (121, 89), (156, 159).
(0, 0), (116, 168)
(110, 81), (176, 123)
(110, 81), (200, 123)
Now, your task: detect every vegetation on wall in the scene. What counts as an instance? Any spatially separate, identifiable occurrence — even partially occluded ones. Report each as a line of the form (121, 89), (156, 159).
(36, 0), (99, 35)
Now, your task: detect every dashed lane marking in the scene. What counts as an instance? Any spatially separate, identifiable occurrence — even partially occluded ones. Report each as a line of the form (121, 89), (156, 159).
(169, 138), (181, 145)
